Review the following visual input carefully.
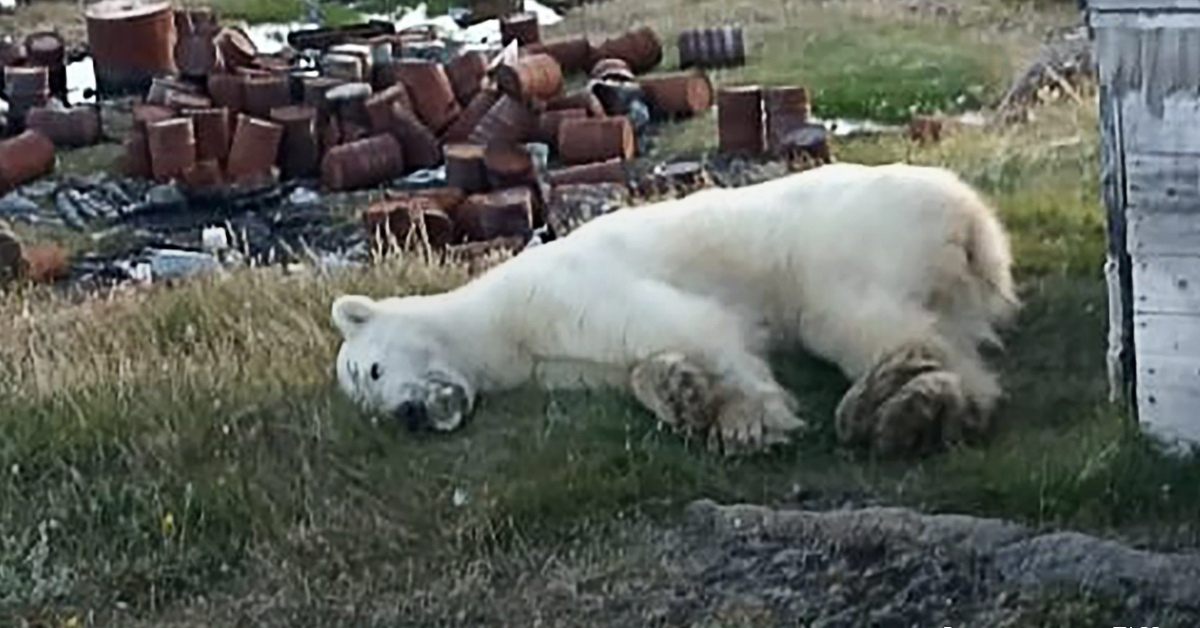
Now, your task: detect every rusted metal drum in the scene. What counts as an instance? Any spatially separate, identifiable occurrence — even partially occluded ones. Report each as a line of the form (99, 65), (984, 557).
(23, 32), (67, 103)
(207, 72), (246, 114)
(536, 107), (587, 146)
(392, 60), (461, 134)
(500, 12), (540, 46)
(326, 82), (373, 129)
(441, 88), (501, 144)
(166, 91), (214, 112)
(678, 27), (745, 70)
(302, 75), (346, 111)
(589, 57), (634, 82)
(183, 107), (231, 165)
(366, 94), (440, 171)
(321, 133), (404, 191)
(593, 27), (662, 75)
(243, 74), (293, 118)
(132, 103), (175, 136)
(763, 86), (810, 156)
(146, 76), (198, 106)
(638, 71), (713, 118)
(146, 117), (197, 182)
(363, 197), (457, 252)
(270, 105), (321, 179)
(445, 50), (489, 106)
(24, 105), (103, 148)
(456, 188), (535, 242)
(0, 130), (55, 196)
(547, 158), (627, 186)
(227, 114), (284, 182)
(546, 90), (607, 118)
(526, 36), (593, 75)
(484, 142), (537, 189)
(493, 53), (563, 103)
(557, 116), (635, 165)
(3, 66), (50, 129)
(717, 85), (763, 155)
(364, 83), (412, 125)
(468, 94), (537, 146)
(444, 143), (489, 194)
(175, 32), (219, 79)
(123, 132), (153, 178)
(85, 0), (176, 97)
(214, 26), (258, 71)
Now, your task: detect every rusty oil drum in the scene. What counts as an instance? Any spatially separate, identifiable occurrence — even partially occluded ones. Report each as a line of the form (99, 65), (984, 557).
(227, 114), (285, 182)
(243, 74), (293, 118)
(637, 71), (714, 118)
(146, 117), (197, 182)
(85, 0), (176, 97)
(270, 105), (321, 179)
(0, 130), (56, 196)
(183, 107), (231, 165)
(547, 158), (627, 187)
(526, 36), (593, 75)
(321, 133), (404, 191)
(24, 105), (103, 148)
(444, 50), (489, 106)
(499, 12), (540, 46)
(677, 27), (745, 70)
(3, 66), (50, 129)
(556, 116), (635, 165)
(535, 107), (587, 147)
(467, 94), (538, 146)
(392, 59), (461, 134)
(763, 86), (810, 157)
(493, 53), (563, 103)
(23, 32), (68, 103)
(441, 88), (501, 144)
(443, 143), (488, 194)
(592, 27), (662, 75)
(717, 85), (763, 155)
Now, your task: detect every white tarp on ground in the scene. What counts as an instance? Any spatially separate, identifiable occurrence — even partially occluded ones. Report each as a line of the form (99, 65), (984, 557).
(243, 0), (563, 55)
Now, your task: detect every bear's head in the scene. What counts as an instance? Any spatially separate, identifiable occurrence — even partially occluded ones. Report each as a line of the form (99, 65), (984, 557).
(331, 294), (476, 434)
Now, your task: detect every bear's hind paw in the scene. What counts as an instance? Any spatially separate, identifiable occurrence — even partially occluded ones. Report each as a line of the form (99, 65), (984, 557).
(630, 351), (720, 437)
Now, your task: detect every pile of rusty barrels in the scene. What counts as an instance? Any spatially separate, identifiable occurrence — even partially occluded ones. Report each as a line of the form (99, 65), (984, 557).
(1, 30), (102, 150)
(364, 16), (746, 254)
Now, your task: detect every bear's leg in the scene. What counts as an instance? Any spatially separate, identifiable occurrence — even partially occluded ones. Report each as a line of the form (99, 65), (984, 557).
(630, 349), (806, 453)
(797, 293), (998, 458)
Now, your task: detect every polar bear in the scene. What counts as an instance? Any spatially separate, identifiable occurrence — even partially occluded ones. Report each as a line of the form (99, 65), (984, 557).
(331, 162), (1019, 457)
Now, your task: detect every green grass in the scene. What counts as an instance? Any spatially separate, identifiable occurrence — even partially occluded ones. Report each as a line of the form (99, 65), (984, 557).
(207, 0), (378, 25)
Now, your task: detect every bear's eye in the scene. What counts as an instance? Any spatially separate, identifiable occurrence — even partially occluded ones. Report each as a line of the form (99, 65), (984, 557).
(370, 363), (382, 380)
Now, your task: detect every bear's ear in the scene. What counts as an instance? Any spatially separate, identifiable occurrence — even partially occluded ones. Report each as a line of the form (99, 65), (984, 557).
(331, 295), (378, 339)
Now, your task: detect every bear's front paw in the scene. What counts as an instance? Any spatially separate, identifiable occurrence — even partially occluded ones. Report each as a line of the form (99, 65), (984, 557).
(630, 351), (720, 437)
(711, 389), (807, 456)
(834, 341), (981, 458)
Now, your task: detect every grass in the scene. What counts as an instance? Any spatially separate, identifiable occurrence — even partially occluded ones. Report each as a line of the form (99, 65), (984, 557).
(3, 0), (1199, 624)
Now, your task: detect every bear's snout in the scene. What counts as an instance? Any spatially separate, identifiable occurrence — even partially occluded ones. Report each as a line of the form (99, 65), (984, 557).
(396, 400), (429, 432)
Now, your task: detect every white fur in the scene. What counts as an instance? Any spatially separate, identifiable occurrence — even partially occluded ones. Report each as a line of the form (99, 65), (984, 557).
(332, 162), (1018, 429)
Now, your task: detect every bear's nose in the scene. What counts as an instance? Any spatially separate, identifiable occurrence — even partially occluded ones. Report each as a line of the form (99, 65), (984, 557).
(397, 400), (428, 432)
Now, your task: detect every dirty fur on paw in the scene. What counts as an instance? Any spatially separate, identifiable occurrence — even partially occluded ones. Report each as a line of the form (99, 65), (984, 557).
(630, 351), (721, 437)
(711, 389), (807, 457)
(835, 341), (981, 458)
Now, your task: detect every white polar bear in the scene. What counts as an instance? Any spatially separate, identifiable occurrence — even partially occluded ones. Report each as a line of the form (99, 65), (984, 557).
(331, 162), (1019, 456)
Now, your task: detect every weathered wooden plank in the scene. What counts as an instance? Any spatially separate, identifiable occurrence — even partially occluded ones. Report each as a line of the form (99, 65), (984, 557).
(1123, 153), (1200, 213)
(1090, 0), (1200, 12)
(1127, 211), (1200, 255)
(1132, 254), (1200, 314)
(1092, 11), (1200, 29)
(1120, 93), (1200, 155)
(1099, 82), (1137, 408)
(1134, 311), (1200, 357)
(1135, 353), (1200, 447)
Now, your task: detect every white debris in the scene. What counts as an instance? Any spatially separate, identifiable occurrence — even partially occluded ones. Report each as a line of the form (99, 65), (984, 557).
(201, 226), (230, 252)
(0, 0), (15, 14)
(66, 57), (97, 103)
